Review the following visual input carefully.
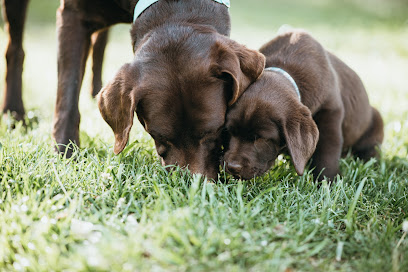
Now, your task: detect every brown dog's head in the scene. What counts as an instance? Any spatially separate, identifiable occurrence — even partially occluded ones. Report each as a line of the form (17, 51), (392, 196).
(223, 72), (319, 180)
(97, 25), (265, 179)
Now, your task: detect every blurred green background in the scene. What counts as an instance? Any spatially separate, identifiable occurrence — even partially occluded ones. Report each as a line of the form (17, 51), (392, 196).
(1, 2), (408, 270)
(0, 0), (407, 156)
(1, 0), (407, 27)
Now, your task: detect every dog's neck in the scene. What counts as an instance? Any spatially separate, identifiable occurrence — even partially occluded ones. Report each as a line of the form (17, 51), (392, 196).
(130, 0), (231, 50)
(264, 67), (301, 102)
(264, 56), (319, 111)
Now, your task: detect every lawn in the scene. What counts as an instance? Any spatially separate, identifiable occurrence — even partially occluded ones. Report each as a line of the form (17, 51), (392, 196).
(1, 0), (408, 271)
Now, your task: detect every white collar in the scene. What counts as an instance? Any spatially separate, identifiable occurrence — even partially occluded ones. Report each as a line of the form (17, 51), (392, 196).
(264, 67), (301, 102)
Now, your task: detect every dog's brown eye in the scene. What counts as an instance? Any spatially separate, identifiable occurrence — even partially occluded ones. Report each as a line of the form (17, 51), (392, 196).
(254, 137), (268, 147)
(200, 134), (216, 145)
(199, 127), (223, 145)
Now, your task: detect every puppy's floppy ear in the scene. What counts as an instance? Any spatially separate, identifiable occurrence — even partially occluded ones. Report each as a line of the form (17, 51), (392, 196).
(97, 63), (142, 154)
(282, 104), (319, 175)
(214, 37), (265, 106)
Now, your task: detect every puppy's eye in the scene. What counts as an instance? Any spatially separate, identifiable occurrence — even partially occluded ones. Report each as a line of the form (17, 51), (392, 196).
(200, 134), (217, 145)
(200, 127), (224, 145)
(254, 136), (268, 147)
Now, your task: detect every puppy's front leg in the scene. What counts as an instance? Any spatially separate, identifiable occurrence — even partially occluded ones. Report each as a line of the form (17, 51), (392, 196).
(311, 108), (344, 181)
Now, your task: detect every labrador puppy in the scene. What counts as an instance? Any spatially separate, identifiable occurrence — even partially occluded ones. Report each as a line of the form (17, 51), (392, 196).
(98, 0), (265, 179)
(224, 30), (384, 180)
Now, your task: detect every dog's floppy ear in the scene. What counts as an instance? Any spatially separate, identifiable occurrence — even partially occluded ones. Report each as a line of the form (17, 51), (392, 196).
(282, 104), (319, 175)
(97, 63), (142, 154)
(214, 37), (265, 106)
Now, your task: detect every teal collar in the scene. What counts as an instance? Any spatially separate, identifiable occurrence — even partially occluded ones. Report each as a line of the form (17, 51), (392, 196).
(264, 67), (301, 102)
(133, 0), (231, 22)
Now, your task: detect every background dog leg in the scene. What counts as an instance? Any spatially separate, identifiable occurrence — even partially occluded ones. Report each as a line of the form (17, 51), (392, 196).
(1, 0), (29, 122)
(311, 108), (344, 181)
(52, 5), (92, 157)
(90, 29), (109, 98)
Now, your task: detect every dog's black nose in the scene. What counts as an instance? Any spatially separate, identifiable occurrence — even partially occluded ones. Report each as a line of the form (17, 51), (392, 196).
(226, 161), (242, 175)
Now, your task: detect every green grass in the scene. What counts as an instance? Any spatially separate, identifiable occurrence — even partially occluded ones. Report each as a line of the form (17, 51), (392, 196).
(1, 0), (408, 271)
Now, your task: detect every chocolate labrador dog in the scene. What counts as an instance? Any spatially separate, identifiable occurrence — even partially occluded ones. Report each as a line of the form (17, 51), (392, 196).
(1, 0), (108, 123)
(224, 30), (384, 180)
(98, 0), (265, 179)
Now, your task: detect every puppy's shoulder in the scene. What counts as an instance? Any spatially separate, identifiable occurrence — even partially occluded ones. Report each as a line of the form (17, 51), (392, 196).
(260, 29), (325, 57)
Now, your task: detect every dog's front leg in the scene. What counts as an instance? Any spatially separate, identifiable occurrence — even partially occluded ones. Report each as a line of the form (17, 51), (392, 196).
(1, 0), (29, 121)
(311, 108), (344, 181)
(52, 5), (92, 156)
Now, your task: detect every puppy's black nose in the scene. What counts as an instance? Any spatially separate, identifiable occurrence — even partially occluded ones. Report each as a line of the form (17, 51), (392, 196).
(226, 162), (242, 175)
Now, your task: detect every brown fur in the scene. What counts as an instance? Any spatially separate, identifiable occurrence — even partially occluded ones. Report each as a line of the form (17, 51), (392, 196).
(224, 30), (384, 180)
(52, 0), (131, 155)
(1, 0), (108, 127)
(97, 0), (265, 179)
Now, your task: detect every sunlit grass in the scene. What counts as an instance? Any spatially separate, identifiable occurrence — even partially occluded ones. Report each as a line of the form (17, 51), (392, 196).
(1, 0), (408, 271)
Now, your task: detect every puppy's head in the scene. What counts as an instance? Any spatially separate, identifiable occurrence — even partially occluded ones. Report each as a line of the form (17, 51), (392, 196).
(224, 72), (319, 180)
(98, 25), (265, 179)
